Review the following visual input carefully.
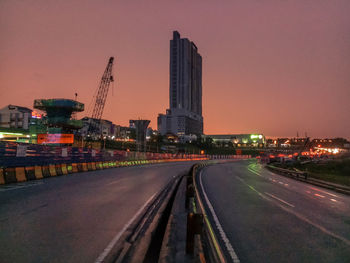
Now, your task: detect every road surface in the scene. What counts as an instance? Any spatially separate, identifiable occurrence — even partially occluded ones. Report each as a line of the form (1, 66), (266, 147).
(199, 160), (350, 263)
(0, 162), (194, 263)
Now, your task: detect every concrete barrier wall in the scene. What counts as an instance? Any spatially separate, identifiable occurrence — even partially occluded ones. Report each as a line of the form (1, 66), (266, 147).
(0, 141), (252, 185)
(0, 158), (218, 185)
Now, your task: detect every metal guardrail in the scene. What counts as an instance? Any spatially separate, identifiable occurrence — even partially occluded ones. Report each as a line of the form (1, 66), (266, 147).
(266, 164), (350, 195)
(188, 160), (247, 263)
(266, 165), (308, 180)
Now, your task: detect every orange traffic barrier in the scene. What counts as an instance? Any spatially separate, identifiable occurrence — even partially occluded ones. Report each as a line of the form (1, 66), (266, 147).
(49, 164), (57, 176)
(72, 163), (79, 173)
(35, 166), (43, 179)
(82, 163), (88, 172)
(15, 167), (26, 182)
(91, 162), (96, 170)
(87, 162), (93, 171)
(61, 164), (68, 175)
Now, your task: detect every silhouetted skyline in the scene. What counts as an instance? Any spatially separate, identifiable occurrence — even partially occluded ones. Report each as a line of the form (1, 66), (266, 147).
(1, 1), (349, 138)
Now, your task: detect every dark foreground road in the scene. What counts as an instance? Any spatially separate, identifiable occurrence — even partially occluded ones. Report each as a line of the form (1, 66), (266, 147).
(199, 160), (350, 263)
(0, 162), (194, 263)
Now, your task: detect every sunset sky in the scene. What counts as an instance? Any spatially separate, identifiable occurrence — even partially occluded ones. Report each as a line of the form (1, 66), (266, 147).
(1, 0), (349, 139)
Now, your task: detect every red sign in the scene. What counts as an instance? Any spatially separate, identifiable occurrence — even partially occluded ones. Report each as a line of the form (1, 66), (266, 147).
(37, 134), (74, 144)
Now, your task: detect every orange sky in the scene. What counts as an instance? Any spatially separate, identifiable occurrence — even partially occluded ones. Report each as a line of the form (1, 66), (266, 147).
(1, 1), (349, 139)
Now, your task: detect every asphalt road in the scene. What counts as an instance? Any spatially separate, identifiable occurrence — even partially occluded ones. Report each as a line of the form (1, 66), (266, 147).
(0, 162), (194, 263)
(199, 160), (350, 263)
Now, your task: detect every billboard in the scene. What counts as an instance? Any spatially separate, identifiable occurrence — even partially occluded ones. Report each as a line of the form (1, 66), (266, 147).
(37, 134), (74, 144)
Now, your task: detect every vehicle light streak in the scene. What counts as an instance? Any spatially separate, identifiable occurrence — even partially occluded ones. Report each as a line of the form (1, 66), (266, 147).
(308, 186), (338, 198)
(314, 193), (325, 198)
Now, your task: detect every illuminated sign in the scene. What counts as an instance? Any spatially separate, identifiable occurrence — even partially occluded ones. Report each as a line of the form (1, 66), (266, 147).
(31, 111), (42, 119)
(250, 134), (263, 139)
(37, 134), (74, 144)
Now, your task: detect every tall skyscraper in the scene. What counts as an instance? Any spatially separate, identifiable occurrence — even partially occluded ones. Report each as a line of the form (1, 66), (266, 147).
(158, 31), (203, 136)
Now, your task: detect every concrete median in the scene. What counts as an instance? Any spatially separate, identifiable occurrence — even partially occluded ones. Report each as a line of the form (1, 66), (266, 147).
(25, 166), (36, 181)
(42, 165), (51, 178)
(0, 168), (5, 184)
(55, 164), (63, 176)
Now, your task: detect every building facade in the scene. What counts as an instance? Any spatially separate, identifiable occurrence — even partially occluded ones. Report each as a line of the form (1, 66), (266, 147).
(158, 31), (203, 136)
(0, 105), (32, 130)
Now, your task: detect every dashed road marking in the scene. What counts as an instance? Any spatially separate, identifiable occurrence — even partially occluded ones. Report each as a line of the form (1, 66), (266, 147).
(264, 192), (295, 208)
(330, 199), (337, 202)
(235, 175), (350, 247)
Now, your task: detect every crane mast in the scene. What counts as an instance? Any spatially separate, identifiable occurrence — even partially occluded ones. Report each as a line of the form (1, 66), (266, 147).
(88, 57), (114, 137)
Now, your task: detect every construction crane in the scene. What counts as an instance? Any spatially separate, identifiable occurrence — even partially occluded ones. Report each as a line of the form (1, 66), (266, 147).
(87, 57), (114, 138)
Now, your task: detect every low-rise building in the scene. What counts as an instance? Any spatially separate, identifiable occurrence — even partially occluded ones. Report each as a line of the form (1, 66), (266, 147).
(0, 104), (32, 130)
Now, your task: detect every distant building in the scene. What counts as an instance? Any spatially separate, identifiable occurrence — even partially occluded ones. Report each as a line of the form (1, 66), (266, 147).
(203, 134), (266, 147)
(158, 31), (203, 136)
(80, 117), (113, 139)
(0, 104), (32, 130)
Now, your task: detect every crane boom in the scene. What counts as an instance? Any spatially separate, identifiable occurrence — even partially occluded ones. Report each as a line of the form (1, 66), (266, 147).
(88, 57), (114, 136)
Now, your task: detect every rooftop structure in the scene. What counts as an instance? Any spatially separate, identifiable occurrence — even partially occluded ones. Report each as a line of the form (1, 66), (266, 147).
(34, 99), (84, 130)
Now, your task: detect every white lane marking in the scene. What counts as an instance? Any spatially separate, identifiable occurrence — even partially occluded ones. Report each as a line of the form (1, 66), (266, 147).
(106, 177), (128, 186)
(314, 193), (325, 198)
(272, 179), (277, 182)
(236, 176), (350, 247)
(284, 184), (289, 186)
(278, 182), (284, 185)
(306, 191), (311, 194)
(199, 171), (240, 263)
(264, 192), (295, 208)
(94, 193), (156, 263)
(308, 186), (338, 198)
(248, 168), (261, 176)
(330, 199), (337, 202)
(0, 181), (43, 192)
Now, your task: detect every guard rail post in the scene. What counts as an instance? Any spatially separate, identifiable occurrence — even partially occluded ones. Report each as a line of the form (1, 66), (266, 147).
(186, 212), (204, 255)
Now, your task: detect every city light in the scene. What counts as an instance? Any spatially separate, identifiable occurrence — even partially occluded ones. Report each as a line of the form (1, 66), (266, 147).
(0, 132), (24, 136)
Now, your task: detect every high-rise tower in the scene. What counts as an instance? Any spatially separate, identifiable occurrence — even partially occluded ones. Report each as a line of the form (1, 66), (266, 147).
(158, 31), (203, 136)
